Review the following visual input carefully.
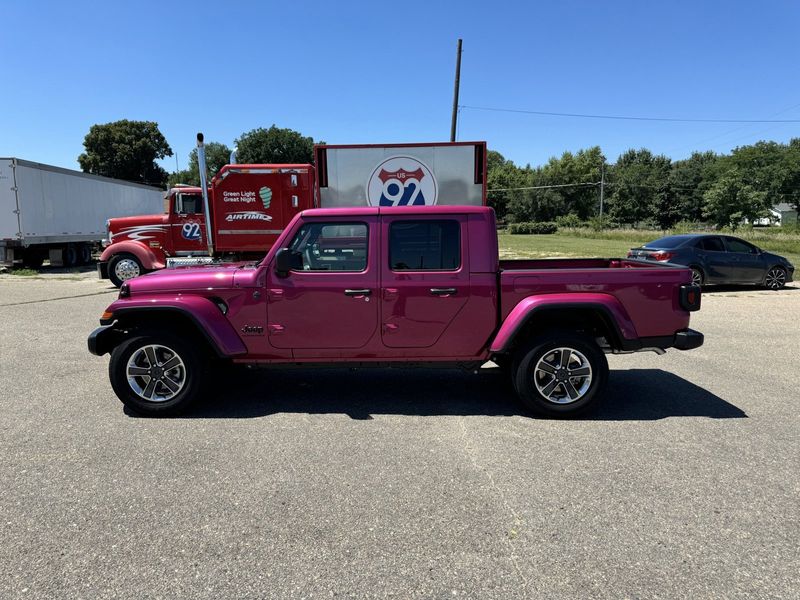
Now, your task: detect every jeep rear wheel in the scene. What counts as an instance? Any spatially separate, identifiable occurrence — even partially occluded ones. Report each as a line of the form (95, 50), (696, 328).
(513, 332), (608, 418)
(109, 332), (207, 416)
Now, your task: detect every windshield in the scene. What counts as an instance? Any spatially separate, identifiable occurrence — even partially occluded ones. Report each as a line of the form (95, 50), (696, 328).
(644, 236), (690, 249)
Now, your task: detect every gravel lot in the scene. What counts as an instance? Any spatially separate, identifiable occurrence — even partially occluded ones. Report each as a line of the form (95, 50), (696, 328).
(1, 271), (798, 599)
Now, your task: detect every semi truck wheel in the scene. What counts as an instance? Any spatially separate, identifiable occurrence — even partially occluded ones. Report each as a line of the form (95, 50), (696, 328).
(109, 331), (207, 416)
(64, 244), (79, 268)
(108, 253), (145, 287)
(78, 243), (93, 265)
(513, 332), (608, 418)
(22, 250), (45, 269)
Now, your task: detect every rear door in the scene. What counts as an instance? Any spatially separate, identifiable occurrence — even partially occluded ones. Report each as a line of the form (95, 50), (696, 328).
(380, 216), (469, 348)
(696, 236), (728, 283)
(0, 159), (21, 240)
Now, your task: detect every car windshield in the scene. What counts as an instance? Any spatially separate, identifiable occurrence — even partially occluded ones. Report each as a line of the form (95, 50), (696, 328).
(643, 236), (690, 249)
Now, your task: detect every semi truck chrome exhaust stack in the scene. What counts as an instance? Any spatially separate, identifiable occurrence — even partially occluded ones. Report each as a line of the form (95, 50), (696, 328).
(196, 133), (215, 257)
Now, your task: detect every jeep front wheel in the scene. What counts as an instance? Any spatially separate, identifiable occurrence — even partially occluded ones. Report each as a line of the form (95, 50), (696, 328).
(513, 333), (608, 418)
(108, 332), (207, 416)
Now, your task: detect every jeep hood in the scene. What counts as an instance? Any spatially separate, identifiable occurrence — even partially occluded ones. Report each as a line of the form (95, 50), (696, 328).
(128, 265), (242, 293)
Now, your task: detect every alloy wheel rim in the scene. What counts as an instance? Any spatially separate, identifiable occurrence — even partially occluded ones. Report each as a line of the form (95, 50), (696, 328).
(126, 344), (186, 402)
(533, 347), (593, 405)
(692, 269), (703, 285)
(115, 258), (140, 281)
(765, 268), (785, 290)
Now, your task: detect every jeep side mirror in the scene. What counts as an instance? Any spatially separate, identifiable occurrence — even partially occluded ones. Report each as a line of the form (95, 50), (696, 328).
(275, 248), (302, 277)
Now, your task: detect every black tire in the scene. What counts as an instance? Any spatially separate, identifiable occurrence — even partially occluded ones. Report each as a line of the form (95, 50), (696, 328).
(78, 243), (93, 265)
(512, 332), (608, 418)
(108, 253), (145, 288)
(108, 331), (208, 416)
(764, 266), (787, 290)
(21, 250), (44, 269)
(689, 266), (704, 287)
(63, 244), (78, 268)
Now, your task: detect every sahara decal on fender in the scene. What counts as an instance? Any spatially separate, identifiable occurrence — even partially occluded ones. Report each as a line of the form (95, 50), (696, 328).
(366, 156), (437, 207)
(225, 211), (273, 222)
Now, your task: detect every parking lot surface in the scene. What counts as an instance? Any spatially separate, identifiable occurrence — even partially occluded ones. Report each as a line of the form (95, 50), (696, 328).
(1, 274), (798, 599)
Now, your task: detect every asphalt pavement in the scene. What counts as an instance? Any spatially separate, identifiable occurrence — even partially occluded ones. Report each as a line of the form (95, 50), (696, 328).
(0, 272), (798, 599)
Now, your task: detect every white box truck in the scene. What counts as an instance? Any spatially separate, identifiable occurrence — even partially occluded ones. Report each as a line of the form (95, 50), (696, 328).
(0, 158), (164, 267)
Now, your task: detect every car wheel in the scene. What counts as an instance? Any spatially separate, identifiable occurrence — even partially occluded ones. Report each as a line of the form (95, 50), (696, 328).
(108, 253), (145, 287)
(764, 267), (787, 290)
(108, 332), (208, 416)
(690, 267), (704, 286)
(513, 332), (608, 418)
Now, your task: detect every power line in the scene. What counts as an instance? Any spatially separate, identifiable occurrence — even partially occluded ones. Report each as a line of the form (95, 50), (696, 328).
(460, 104), (800, 124)
(488, 182), (598, 192)
(490, 182), (800, 196)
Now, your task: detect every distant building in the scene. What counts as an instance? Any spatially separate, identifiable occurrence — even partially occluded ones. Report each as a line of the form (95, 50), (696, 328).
(773, 202), (798, 225)
(750, 202), (797, 226)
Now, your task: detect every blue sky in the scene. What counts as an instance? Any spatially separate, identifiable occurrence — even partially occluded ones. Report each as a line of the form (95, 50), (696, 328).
(3, 0), (800, 173)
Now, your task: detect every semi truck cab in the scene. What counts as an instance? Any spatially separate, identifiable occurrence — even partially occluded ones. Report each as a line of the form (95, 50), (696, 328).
(99, 165), (315, 287)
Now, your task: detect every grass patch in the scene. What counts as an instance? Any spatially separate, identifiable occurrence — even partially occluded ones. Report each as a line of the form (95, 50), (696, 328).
(499, 229), (800, 266)
(8, 268), (39, 277)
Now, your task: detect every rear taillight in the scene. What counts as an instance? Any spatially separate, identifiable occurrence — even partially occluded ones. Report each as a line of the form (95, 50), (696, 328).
(626, 250), (633, 257)
(652, 251), (675, 261)
(680, 284), (702, 311)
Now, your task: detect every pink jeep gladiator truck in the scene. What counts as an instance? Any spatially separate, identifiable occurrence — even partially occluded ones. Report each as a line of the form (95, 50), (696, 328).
(88, 206), (703, 418)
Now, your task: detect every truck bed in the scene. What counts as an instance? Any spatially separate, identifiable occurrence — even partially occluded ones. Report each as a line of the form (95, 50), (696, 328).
(500, 257), (671, 271)
(498, 257), (693, 339)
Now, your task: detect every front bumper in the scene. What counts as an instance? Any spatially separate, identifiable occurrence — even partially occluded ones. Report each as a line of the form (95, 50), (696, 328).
(97, 261), (109, 279)
(88, 324), (117, 356)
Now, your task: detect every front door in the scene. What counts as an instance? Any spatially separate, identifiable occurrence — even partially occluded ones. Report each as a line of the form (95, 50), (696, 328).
(722, 237), (765, 283)
(380, 216), (469, 348)
(266, 218), (378, 349)
(171, 192), (207, 255)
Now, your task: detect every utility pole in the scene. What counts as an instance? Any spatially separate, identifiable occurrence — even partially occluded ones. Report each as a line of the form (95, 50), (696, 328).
(450, 38), (463, 142)
(599, 161), (605, 217)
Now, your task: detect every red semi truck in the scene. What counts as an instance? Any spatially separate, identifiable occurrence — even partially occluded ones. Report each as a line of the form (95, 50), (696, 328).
(99, 137), (487, 286)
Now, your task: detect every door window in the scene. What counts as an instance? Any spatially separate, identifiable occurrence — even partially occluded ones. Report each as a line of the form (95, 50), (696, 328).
(724, 238), (758, 254)
(175, 193), (204, 214)
(389, 220), (460, 271)
(699, 237), (725, 252)
(287, 222), (368, 272)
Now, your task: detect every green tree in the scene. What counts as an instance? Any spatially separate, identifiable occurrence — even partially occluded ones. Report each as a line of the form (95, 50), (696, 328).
(702, 173), (769, 229)
(608, 149), (671, 225)
(167, 142), (231, 187)
(669, 151), (719, 223)
(486, 150), (529, 219)
(78, 120), (172, 187)
(537, 147), (604, 219)
(235, 125), (314, 164)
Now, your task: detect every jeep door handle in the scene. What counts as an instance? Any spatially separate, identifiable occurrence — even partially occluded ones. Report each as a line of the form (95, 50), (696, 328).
(430, 288), (457, 296)
(344, 289), (372, 296)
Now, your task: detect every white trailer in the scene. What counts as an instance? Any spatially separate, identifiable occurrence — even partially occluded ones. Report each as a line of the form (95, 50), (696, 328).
(313, 142), (487, 208)
(0, 158), (164, 267)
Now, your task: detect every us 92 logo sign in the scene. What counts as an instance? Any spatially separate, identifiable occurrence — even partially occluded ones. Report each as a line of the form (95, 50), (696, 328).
(366, 156), (438, 207)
